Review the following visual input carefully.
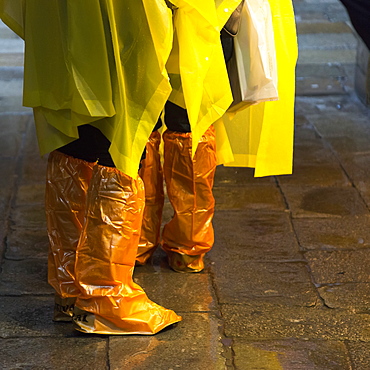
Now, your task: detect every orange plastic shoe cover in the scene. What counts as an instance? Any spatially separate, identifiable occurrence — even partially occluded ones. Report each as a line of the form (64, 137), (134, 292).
(136, 131), (165, 265)
(53, 294), (76, 322)
(73, 165), (181, 334)
(45, 151), (94, 298)
(162, 126), (217, 273)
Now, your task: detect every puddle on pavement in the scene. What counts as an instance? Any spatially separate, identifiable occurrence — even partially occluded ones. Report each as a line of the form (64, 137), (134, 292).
(236, 346), (283, 370)
(300, 188), (364, 216)
(317, 234), (366, 249)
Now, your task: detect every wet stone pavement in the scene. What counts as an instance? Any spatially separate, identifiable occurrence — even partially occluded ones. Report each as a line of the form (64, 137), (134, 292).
(1, 0), (370, 369)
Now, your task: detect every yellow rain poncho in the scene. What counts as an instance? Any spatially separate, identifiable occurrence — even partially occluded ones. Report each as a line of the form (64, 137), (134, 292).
(0, 0), (297, 177)
(217, 0), (298, 176)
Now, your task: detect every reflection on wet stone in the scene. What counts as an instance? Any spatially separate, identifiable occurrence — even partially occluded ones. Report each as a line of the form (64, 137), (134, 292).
(233, 339), (350, 370)
(223, 304), (370, 341)
(109, 313), (225, 370)
(282, 186), (369, 218)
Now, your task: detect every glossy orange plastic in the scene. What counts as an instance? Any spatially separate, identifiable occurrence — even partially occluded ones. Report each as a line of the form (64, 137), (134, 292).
(74, 165), (181, 334)
(136, 131), (164, 264)
(53, 294), (76, 322)
(162, 127), (217, 272)
(45, 151), (94, 298)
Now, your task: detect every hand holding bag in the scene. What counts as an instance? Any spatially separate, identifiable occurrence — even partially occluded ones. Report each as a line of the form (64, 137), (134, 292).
(227, 0), (278, 112)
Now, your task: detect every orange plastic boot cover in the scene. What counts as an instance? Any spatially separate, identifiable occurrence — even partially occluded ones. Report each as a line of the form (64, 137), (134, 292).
(162, 126), (217, 273)
(73, 165), (181, 335)
(46, 151), (94, 299)
(137, 131), (165, 265)
(53, 294), (76, 322)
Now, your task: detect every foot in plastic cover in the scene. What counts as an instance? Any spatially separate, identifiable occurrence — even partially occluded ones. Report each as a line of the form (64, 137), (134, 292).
(53, 295), (76, 322)
(72, 302), (181, 335)
(167, 251), (205, 273)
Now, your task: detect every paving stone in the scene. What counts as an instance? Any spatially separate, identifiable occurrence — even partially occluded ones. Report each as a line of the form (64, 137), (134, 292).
(299, 33), (357, 52)
(0, 77), (23, 99)
(279, 162), (350, 187)
(309, 112), (370, 138)
(295, 58), (350, 87)
(109, 313), (225, 370)
(0, 65), (24, 80)
(295, 95), (366, 116)
(298, 49), (356, 64)
(0, 131), (24, 157)
(341, 64), (356, 90)
(133, 271), (216, 312)
(292, 137), (338, 168)
(0, 25), (21, 39)
(233, 338), (350, 370)
(293, 126), (337, 164)
(280, 186), (369, 218)
(210, 260), (317, 307)
(325, 136), (370, 157)
(305, 250), (370, 284)
(294, 3), (350, 23)
(0, 157), (17, 205)
(296, 21), (352, 34)
(0, 112), (29, 133)
(23, 122), (42, 155)
(323, 6), (351, 23)
(0, 296), (74, 338)
(210, 253), (317, 306)
(347, 342), (370, 370)
(354, 64), (369, 107)
(212, 210), (303, 261)
(0, 337), (107, 369)
(5, 228), (48, 260)
(0, 259), (52, 295)
(294, 9), (331, 23)
(213, 185), (285, 211)
(339, 153), (370, 207)
(214, 166), (275, 186)
(0, 37), (24, 53)
(319, 95), (367, 114)
(222, 303), (370, 341)
(0, 96), (29, 113)
(296, 75), (346, 96)
(15, 183), (45, 205)
(0, 53), (24, 67)
(293, 216), (370, 250)
(318, 283), (370, 311)
(10, 204), (46, 229)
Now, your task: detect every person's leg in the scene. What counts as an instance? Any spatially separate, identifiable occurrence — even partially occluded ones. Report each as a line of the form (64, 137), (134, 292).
(73, 164), (180, 334)
(136, 129), (165, 265)
(46, 150), (94, 321)
(162, 102), (217, 272)
(47, 124), (181, 332)
(46, 125), (104, 321)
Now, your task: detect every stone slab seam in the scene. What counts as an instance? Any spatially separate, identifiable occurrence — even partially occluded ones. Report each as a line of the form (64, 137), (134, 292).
(275, 177), (328, 309)
(207, 264), (236, 369)
(310, 113), (370, 213)
(0, 117), (31, 265)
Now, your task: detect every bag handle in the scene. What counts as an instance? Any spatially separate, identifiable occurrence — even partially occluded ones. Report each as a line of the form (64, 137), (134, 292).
(223, 1), (245, 36)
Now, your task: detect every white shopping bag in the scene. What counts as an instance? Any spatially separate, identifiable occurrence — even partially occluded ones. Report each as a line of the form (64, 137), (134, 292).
(227, 0), (278, 112)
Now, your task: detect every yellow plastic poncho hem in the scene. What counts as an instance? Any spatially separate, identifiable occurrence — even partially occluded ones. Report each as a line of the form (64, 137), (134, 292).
(1, 0), (297, 178)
